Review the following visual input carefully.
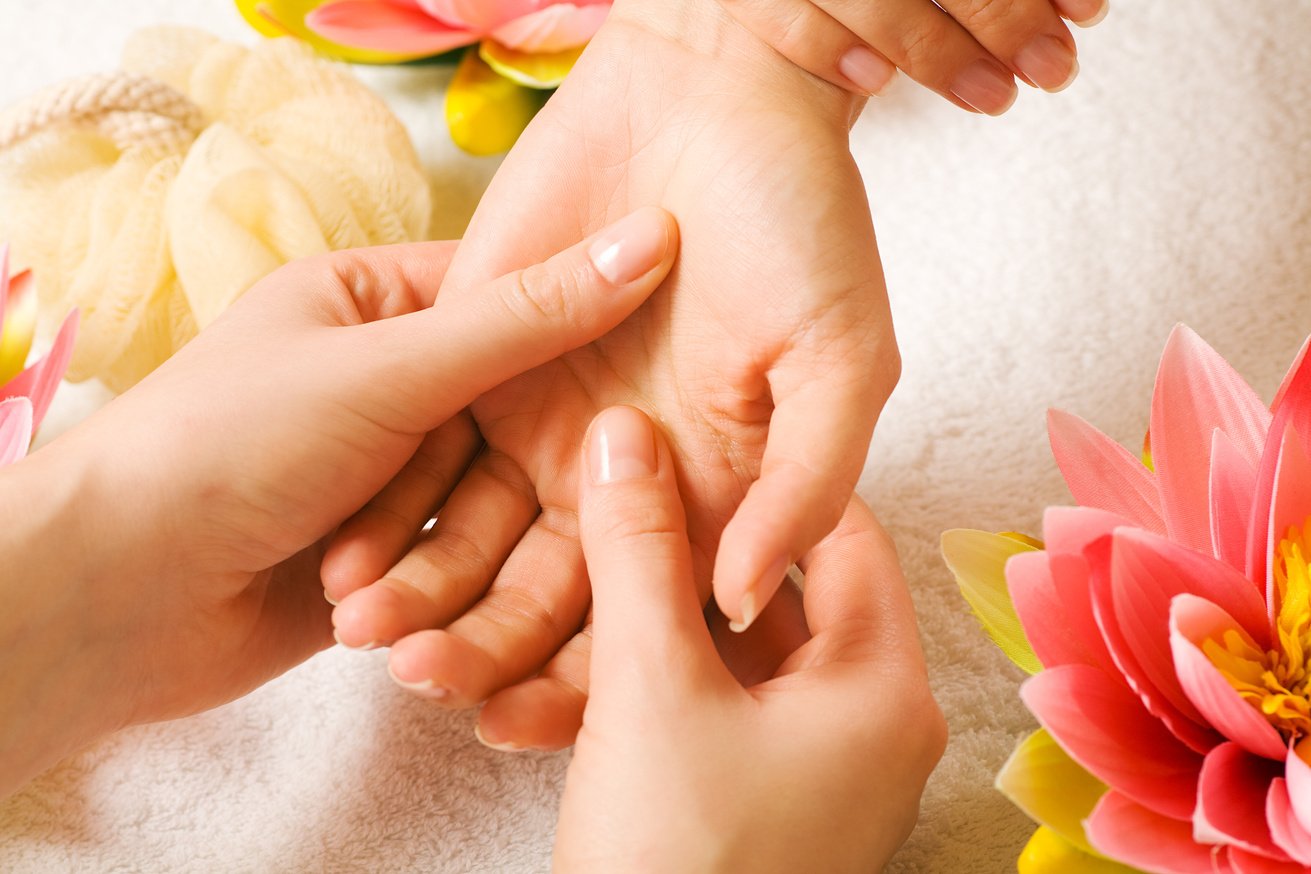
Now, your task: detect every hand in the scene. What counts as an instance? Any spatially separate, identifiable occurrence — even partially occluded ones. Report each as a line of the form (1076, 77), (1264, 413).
(553, 406), (945, 873)
(718, 0), (1107, 111)
(324, 0), (900, 750)
(0, 208), (678, 798)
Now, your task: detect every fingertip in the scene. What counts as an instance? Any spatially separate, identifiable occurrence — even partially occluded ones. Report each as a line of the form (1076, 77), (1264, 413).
(586, 206), (679, 287)
(478, 679), (586, 752)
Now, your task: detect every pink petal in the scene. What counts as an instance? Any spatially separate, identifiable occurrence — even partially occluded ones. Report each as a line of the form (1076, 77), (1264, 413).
(1194, 742), (1287, 859)
(1086, 790), (1233, 873)
(1152, 325), (1271, 555)
(1264, 425), (1311, 626)
(417, 0), (543, 30)
(1213, 428), (1260, 572)
(1048, 408), (1165, 533)
(307, 0), (480, 54)
(0, 396), (32, 467)
(1286, 743), (1311, 838)
(1021, 664), (1203, 820)
(1, 309), (78, 430)
(1008, 551), (1102, 670)
(1086, 531), (1256, 753)
(1268, 778), (1311, 866)
(1008, 548), (1120, 675)
(1250, 341), (1311, 591)
(1228, 848), (1311, 874)
(1272, 338), (1311, 418)
(491, 4), (609, 52)
(1043, 504), (1132, 556)
(1170, 594), (1287, 761)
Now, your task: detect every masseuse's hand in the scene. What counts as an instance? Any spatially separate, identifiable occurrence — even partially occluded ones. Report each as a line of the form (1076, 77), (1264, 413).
(325, 0), (899, 750)
(0, 208), (677, 799)
(554, 406), (945, 873)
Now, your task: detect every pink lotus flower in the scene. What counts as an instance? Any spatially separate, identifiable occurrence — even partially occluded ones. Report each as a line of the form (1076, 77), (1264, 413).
(0, 245), (77, 467)
(306, 0), (610, 60)
(944, 326), (1311, 873)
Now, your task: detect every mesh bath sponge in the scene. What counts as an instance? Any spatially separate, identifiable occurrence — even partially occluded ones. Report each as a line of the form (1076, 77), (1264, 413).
(0, 26), (431, 392)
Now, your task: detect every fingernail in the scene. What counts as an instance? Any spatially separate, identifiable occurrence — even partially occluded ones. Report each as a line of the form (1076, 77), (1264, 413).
(333, 628), (380, 651)
(949, 61), (1018, 116)
(1072, 0), (1108, 27)
(837, 46), (896, 97)
(588, 208), (670, 285)
(475, 723), (525, 753)
(324, 589), (340, 606)
(728, 592), (757, 634)
(1014, 35), (1078, 93)
(589, 406), (657, 484)
(386, 661), (448, 698)
(729, 555), (789, 633)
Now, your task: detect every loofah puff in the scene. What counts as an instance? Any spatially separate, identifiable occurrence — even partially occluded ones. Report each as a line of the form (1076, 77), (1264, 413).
(0, 26), (432, 392)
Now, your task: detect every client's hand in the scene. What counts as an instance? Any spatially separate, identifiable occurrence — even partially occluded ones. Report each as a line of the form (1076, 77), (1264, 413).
(554, 406), (945, 873)
(0, 208), (677, 799)
(324, 0), (900, 751)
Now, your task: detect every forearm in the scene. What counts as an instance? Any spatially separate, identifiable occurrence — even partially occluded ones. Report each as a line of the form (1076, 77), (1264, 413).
(0, 443), (132, 798)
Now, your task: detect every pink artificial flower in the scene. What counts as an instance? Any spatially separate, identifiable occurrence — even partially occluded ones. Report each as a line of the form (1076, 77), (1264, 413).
(995, 326), (1311, 872)
(0, 245), (77, 466)
(307, 0), (611, 58)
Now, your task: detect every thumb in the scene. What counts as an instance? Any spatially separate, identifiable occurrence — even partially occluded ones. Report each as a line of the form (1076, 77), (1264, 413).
(579, 406), (726, 697)
(348, 207), (678, 434)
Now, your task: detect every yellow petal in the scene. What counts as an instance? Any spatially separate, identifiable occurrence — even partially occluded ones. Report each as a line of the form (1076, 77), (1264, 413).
(941, 528), (1043, 674)
(0, 270), (37, 386)
(997, 729), (1108, 854)
(479, 40), (583, 89)
(234, 0), (426, 64)
(445, 48), (548, 156)
(1018, 827), (1138, 874)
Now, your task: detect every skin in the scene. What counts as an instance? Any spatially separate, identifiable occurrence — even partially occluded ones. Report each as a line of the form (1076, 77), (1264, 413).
(555, 405), (946, 873)
(716, 0), (1109, 108)
(323, 0), (902, 751)
(0, 209), (679, 799)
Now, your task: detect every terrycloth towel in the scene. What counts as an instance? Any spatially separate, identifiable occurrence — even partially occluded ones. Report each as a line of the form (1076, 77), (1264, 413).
(3, 2), (1309, 871)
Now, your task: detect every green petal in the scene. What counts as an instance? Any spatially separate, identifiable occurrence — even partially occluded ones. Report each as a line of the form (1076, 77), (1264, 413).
(234, 0), (426, 64)
(479, 40), (583, 89)
(445, 48), (548, 156)
(1018, 827), (1139, 874)
(941, 528), (1043, 674)
(998, 729), (1108, 854)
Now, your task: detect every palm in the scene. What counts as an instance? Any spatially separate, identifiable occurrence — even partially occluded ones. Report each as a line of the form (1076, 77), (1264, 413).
(333, 12), (895, 748)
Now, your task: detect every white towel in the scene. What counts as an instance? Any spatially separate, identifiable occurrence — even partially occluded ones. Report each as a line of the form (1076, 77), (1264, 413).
(3, 2), (1308, 871)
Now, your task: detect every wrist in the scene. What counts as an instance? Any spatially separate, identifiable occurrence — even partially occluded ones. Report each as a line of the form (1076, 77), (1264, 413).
(607, 0), (862, 126)
(0, 440), (138, 797)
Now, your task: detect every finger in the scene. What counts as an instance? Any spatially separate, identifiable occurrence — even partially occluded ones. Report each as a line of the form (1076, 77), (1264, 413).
(342, 207), (679, 435)
(579, 406), (725, 693)
(713, 338), (899, 631)
(476, 622), (594, 752)
(384, 506), (590, 707)
(1053, 0), (1110, 28)
(717, 0), (900, 97)
(791, 498), (922, 671)
(320, 412), (481, 604)
(707, 569), (810, 686)
(330, 447), (537, 649)
(814, 0), (1020, 114)
(934, 0), (1080, 93)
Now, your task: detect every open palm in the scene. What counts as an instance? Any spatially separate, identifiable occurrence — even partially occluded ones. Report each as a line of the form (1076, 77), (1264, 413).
(326, 3), (898, 749)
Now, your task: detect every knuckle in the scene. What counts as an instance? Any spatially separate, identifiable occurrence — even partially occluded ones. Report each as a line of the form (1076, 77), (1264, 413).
(505, 260), (588, 333)
(587, 496), (687, 552)
(482, 588), (568, 642)
(898, 16), (953, 70)
(958, 0), (1020, 30)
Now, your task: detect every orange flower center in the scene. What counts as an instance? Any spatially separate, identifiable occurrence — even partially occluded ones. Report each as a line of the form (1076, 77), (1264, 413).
(1204, 516), (1311, 740)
